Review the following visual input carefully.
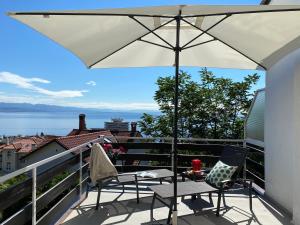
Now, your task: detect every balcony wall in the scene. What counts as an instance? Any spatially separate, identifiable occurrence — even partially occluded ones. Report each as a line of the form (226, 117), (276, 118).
(266, 47), (300, 224)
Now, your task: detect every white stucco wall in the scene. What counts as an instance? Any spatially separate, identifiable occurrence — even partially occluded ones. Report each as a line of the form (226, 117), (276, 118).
(266, 48), (300, 223)
(293, 57), (300, 225)
(22, 142), (72, 173)
(1, 149), (17, 173)
(266, 1), (300, 223)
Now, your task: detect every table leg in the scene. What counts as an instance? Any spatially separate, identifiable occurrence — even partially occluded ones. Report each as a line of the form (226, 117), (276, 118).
(150, 193), (156, 223)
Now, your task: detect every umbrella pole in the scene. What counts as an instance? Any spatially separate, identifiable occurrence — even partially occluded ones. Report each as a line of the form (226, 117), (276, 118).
(172, 12), (181, 225)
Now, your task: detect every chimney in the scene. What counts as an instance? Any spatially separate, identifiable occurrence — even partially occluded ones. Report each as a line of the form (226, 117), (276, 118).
(32, 144), (37, 150)
(6, 137), (9, 145)
(131, 122), (137, 133)
(79, 114), (87, 131)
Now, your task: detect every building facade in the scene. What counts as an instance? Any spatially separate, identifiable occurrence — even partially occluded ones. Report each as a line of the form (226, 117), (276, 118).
(0, 137), (44, 173)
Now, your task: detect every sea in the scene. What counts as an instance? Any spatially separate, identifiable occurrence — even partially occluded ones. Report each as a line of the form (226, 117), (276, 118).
(0, 111), (144, 136)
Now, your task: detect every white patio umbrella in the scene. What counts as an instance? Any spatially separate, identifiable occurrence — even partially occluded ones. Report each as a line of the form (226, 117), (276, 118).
(8, 5), (300, 224)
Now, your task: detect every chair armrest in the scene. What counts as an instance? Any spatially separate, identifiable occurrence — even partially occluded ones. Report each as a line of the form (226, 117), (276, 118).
(219, 179), (234, 189)
(117, 173), (137, 177)
(116, 173), (138, 183)
(236, 178), (253, 188)
(243, 179), (253, 184)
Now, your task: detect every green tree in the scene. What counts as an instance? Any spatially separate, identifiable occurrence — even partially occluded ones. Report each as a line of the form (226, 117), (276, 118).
(138, 68), (259, 139)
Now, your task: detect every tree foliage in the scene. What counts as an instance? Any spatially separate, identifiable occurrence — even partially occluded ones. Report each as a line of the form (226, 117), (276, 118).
(138, 68), (259, 139)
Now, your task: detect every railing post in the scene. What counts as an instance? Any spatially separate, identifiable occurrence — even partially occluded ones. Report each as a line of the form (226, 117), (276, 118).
(100, 135), (105, 144)
(32, 168), (37, 225)
(171, 137), (174, 172)
(79, 148), (82, 197)
(243, 139), (247, 180)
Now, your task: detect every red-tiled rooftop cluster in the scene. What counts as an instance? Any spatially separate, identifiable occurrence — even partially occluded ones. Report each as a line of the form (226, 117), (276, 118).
(0, 137), (45, 153)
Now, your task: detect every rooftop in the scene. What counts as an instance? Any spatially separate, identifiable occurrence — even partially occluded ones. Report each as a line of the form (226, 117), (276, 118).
(21, 131), (113, 159)
(56, 131), (113, 150)
(0, 137), (44, 153)
(62, 180), (291, 225)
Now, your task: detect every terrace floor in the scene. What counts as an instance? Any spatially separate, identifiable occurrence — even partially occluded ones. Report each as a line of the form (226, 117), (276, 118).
(61, 180), (292, 225)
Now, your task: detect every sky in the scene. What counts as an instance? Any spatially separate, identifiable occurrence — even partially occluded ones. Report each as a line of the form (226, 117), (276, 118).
(0, 0), (265, 111)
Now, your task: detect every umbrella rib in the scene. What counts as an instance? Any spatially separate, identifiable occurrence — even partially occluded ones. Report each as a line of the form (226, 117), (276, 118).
(181, 15), (231, 49)
(9, 12), (174, 18)
(129, 16), (175, 49)
(182, 7), (300, 18)
(182, 18), (267, 70)
(138, 39), (173, 50)
(182, 39), (216, 50)
(88, 18), (175, 68)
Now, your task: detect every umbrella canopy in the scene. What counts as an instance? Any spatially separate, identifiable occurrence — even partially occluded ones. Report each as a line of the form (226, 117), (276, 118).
(8, 5), (300, 225)
(9, 5), (300, 70)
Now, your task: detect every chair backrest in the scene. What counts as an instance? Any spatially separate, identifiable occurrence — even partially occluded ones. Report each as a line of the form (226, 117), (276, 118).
(219, 145), (248, 180)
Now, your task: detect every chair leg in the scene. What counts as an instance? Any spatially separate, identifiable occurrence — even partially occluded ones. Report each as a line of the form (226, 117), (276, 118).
(95, 183), (102, 210)
(249, 180), (253, 212)
(216, 191), (222, 217)
(192, 194), (196, 201)
(222, 193), (226, 207)
(122, 184), (125, 193)
(150, 193), (156, 223)
(167, 198), (174, 225)
(197, 193), (201, 199)
(85, 182), (90, 198)
(135, 175), (139, 204)
(160, 178), (163, 184)
(209, 192), (213, 204)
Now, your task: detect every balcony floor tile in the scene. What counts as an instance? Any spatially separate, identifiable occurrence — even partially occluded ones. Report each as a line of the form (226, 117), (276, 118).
(61, 181), (292, 225)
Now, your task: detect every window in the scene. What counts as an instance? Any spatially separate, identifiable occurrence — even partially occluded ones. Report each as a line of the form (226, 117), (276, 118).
(6, 162), (11, 171)
(7, 151), (11, 158)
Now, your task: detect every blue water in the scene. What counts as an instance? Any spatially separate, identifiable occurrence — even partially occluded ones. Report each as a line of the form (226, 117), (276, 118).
(0, 112), (142, 136)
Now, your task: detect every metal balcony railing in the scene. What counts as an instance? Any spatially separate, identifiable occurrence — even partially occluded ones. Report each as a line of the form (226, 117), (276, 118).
(0, 136), (263, 225)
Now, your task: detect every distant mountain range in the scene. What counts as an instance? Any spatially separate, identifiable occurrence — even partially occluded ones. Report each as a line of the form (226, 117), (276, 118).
(0, 102), (160, 115)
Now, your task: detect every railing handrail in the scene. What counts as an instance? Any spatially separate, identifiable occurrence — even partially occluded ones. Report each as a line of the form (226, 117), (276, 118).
(0, 135), (259, 225)
(0, 136), (243, 184)
(114, 136), (243, 142)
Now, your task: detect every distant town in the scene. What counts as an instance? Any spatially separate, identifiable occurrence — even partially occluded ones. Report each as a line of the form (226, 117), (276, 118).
(0, 114), (141, 174)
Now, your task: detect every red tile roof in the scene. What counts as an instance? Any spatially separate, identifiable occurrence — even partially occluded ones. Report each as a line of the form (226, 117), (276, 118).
(67, 128), (110, 136)
(21, 130), (113, 159)
(56, 130), (112, 150)
(0, 144), (6, 152)
(1, 137), (45, 153)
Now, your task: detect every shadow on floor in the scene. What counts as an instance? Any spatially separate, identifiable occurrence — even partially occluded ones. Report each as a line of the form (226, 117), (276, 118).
(141, 209), (253, 225)
(62, 185), (292, 225)
(62, 195), (164, 225)
(144, 195), (262, 225)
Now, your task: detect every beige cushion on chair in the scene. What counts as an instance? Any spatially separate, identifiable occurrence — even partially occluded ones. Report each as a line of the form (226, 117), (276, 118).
(90, 143), (118, 185)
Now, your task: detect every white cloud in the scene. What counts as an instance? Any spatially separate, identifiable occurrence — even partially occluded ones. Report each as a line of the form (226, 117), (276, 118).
(64, 101), (159, 111)
(86, 81), (96, 86)
(0, 72), (158, 111)
(0, 72), (86, 98)
(0, 94), (158, 111)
